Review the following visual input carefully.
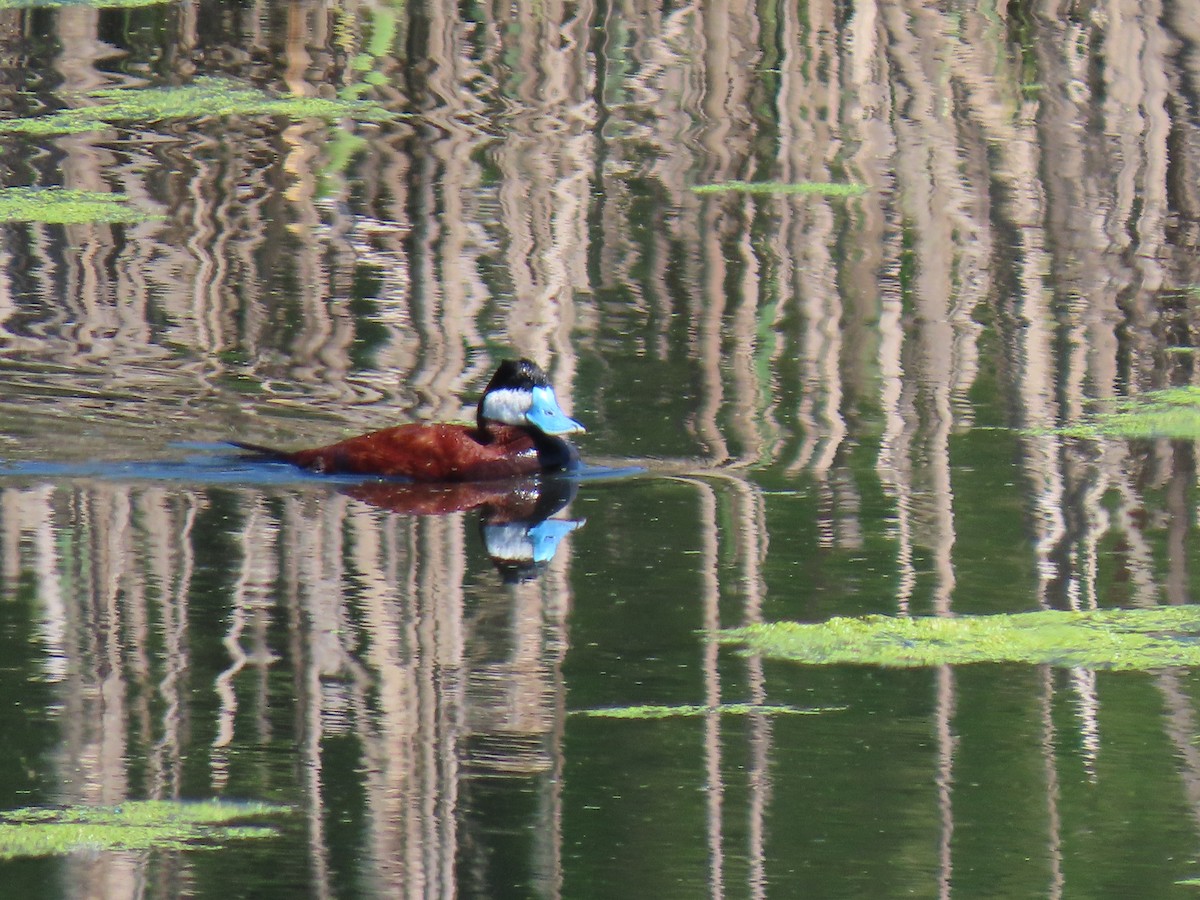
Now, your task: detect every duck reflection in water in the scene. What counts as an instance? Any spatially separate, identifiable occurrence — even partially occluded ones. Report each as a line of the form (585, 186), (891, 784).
(344, 476), (583, 582)
(232, 358), (584, 482)
(232, 358), (587, 579)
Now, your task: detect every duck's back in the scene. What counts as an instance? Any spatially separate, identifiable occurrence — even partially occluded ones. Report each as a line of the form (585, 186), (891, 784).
(291, 422), (550, 482)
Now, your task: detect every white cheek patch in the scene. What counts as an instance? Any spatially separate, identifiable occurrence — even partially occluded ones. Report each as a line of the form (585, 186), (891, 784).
(480, 387), (532, 425)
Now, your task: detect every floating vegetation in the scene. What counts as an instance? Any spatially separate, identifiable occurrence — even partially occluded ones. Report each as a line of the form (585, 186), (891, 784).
(0, 800), (288, 859)
(0, 187), (150, 224)
(1059, 387), (1200, 440)
(0, 0), (168, 7)
(0, 76), (391, 135)
(572, 703), (836, 720)
(691, 180), (867, 198)
(717, 606), (1200, 671)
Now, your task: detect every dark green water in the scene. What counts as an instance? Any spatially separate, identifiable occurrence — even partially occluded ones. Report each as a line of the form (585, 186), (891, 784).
(0, 0), (1198, 896)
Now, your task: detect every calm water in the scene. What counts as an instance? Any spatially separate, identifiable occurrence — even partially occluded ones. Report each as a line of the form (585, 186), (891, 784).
(0, 0), (1199, 896)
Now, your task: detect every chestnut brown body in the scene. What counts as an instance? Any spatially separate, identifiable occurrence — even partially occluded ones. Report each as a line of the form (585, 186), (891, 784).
(275, 422), (574, 482)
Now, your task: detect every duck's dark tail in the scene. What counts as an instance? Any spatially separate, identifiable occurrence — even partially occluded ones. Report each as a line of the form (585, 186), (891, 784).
(228, 440), (296, 463)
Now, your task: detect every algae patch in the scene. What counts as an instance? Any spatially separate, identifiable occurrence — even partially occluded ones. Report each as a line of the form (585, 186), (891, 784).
(572, 703), (835, 720)
(0, 76), (390, 136)
(717, 606), (1200, 671)
(0, 187), (149, 224)
(1060, 387), (1200, 440)
(691, 180), (867, 198)
(0, 0), (168, 7)
(0, 799), (288, 859)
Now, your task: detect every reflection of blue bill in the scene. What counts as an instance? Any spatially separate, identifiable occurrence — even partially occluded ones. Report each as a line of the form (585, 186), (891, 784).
(483, 518), (585, 564)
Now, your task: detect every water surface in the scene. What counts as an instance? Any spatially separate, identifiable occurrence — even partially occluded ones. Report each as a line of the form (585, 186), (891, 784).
(0, 0), (1199, 896)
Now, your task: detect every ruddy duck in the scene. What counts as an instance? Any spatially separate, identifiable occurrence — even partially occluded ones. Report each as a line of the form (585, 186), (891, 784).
(231, 358), (584, 482)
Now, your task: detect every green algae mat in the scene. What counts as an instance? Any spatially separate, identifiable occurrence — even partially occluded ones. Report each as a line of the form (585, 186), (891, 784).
(0, 187), (151, 224)
(0, 800), (288, 858)
(1060, 386), (1200, 440)
(0, 76), (389, 136)
(691, 180), (866, 198)
(717, 606), (1200, 671)
(571, 703), (833, 720)
(0, 0), (168, 7)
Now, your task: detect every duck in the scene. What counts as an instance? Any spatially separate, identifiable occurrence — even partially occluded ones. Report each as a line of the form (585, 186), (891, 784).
(231, 358), (585, 482)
